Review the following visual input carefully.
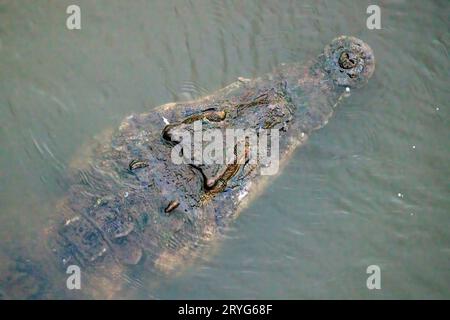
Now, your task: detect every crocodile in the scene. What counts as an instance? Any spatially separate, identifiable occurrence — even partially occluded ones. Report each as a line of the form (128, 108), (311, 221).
(0, 35), (375, 299)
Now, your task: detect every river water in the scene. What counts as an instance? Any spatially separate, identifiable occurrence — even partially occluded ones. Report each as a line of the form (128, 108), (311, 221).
(0, 0), (448, 299)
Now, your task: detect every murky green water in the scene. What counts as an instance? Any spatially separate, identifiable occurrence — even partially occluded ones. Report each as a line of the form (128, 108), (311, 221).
(0, 0), (448, 299)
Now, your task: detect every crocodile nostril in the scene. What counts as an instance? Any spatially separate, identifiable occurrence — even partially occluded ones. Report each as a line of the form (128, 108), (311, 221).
(339, 52), (357, 69)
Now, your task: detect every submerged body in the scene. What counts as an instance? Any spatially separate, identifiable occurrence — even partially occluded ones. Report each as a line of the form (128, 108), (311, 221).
(1, 36), (374, 299)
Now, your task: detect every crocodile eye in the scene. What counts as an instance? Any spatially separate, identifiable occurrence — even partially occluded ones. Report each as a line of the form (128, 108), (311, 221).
(164, 200), (180, 215)
(204, 110), (226, 122)
(129, 159), (149, 171)
(324, 36), (375, 88)
(162, 123), (188, 147)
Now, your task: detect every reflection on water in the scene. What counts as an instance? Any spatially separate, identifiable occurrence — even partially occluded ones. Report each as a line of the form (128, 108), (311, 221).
(0, 0), (449, 299)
